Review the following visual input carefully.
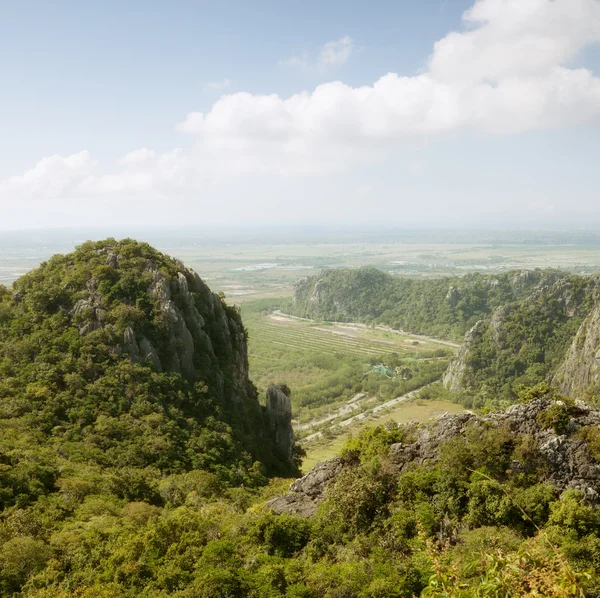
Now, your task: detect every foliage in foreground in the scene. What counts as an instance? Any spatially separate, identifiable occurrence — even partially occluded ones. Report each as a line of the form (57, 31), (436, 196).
(2, 418), (600, 597)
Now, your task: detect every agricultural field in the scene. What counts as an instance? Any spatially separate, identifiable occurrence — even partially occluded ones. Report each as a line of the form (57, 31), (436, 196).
(241, 299), (455, 422)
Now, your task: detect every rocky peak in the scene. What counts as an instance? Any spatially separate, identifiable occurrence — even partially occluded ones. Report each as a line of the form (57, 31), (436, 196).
(269, 398), (600, 517)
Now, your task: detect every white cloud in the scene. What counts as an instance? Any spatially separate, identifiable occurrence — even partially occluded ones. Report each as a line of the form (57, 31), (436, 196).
(280, 52), (310, 69)
(206, 78), (233, 90)
(282, 36), (354, 71)
(319, 35), (354, 68)
(119, 148), (156, 166)
(2, 0), (600, 209)
(0, 151), (95, 199)
(430, 0), (600, 83)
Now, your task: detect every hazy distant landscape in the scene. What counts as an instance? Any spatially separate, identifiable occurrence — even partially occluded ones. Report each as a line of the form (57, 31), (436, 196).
(4, 227), (600, 295)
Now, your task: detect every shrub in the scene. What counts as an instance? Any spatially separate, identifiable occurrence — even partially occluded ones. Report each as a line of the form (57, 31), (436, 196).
(537, 403), (571, 435)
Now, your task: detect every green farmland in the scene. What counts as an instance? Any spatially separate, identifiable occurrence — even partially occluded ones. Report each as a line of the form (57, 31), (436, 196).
(241, 300), (455, 423)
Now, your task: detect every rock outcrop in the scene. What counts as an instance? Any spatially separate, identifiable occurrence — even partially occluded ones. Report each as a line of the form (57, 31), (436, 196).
(554, 305), (600, 397)
(266, 385), (295, 461)
(69, 245), (249, 389)
(267, 457), (343, 517)
(270, 399), (600, 517)
(442, 320), (485, 391)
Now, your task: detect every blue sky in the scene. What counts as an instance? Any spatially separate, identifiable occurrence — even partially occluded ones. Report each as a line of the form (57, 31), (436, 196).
(1, 0), (600, 230)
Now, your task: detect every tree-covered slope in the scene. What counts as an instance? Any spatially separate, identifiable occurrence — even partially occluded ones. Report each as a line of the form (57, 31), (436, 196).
(290, 267), (600, 405)
(4, 388), (600, 597)
(289, 267), (561, 341)
(0, 239), (297, 514)
(444, 275), (600, 405)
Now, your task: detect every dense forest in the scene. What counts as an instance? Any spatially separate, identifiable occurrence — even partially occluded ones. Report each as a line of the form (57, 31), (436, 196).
(289, 268), (562, 341)
(1, 243), (600, 596)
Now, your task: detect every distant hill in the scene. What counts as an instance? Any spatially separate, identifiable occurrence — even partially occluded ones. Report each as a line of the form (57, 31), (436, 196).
(289, 267), (561, 340)
(289, 267), (600, 405)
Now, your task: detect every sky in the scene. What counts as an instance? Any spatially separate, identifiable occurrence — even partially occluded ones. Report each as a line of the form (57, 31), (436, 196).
(1, 0), (600, 231)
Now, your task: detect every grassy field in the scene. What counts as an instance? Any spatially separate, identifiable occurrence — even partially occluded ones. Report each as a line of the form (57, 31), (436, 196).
(249, 313), (446, 358)
(301, 398), (466, 472)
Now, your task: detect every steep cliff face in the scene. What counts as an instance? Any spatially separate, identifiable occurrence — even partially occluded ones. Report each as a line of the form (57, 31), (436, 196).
(442, 276), (600, 399)
(266, 385), (295, 461)
(0, 238), (296, 477)
(554, 304), (600, 397)
(442, 320), (486, 391)
(269, 398), (600, 517)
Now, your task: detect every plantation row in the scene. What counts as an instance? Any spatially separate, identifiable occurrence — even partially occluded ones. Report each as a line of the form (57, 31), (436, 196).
(250, 334), (381, 357)
(250, 325), (414, 354)
(248, 321), (420, 358)
(250, 327), (399, 352)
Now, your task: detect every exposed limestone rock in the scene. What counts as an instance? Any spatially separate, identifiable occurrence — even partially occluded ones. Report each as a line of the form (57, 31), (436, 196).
(138, 337), (162, 372)
(146, 269), (217, 378)
(554, 305), (600, 397)
(266, 385), (295, 461)
(106, 252), (118, 268)
(267, 458), (343, 517)
(270, 399), (600, 516)
(489, 305), (510, 348)
(123, 326), (140, 360)
(390, 399), (600, 500)
(507, 270), (543, 298)
(443, 320), (485, 391)
(70, 290), (106, 335)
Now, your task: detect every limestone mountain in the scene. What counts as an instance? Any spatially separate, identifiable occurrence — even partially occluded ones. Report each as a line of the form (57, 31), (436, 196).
(290, 267), (600, 403)
(0, 239), (297, 511)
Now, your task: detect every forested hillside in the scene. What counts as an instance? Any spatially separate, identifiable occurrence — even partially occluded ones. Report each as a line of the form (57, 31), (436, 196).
(289, 268), (561, 341)
(290, 268), (600, 407)
(443, 275), (600, 406)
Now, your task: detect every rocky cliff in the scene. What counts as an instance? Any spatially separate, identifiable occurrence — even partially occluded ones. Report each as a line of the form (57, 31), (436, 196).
(266, 385), (295, 461)
(442, 320), (486, 391)
(554, 305), (600, 398)
(0, 238), (297, 477)
(442, 275), (600, 399)
(268, 398), (600, 517)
